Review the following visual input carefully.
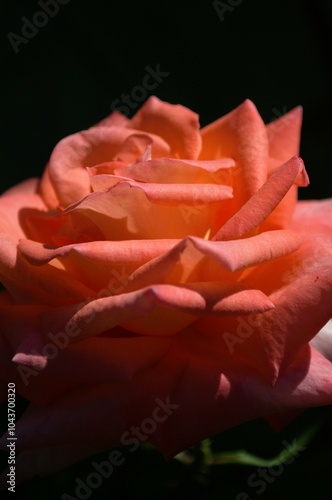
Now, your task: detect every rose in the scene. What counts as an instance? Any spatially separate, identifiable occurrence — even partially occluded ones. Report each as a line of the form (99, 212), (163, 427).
(1, 96), (332, 486)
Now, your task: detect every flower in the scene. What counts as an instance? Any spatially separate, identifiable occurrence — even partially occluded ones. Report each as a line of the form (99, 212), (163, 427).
(1, 97), (332, 485)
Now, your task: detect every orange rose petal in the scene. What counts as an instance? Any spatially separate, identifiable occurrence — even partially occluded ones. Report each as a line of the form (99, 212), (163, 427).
(123, 230), (302, 294)
(92, 109), (130, 128)
(200, 100), (268, 203)
(150, 345), (332, 459)
(239, 256), (332, 383)
(39, 126), (171, 209)
(292, 199), (332, 231)
(2, 345), (332, 483)
(18, 238), (178, 291)
(115, 133), (153, 162)
(274, 260), (332, 376)
(267, 106), (303, 166)
(37, 166), (59, 209)
(62, 182), (228, 240)
(189, 230), (303, 272)
(37, 282), (273, 344)
(0, 179), (46, 241)
(130, 96), (202, 159)
(261, 107), (305, 231)
(87, 160), (127, 176)
(0, 236), (93, 305)
(89, 178), (233, 205)
(114, 157), (235, 184)
(18, 238), (178, 266)
(213, 156), (309, 241)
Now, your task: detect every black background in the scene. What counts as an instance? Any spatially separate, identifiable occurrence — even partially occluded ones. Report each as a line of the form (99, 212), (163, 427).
(1, 0), (332, 198)
(1, 0), (332, 498)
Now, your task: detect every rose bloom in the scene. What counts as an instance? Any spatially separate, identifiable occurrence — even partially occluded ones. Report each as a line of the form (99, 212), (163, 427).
(1, 97), (332, 485)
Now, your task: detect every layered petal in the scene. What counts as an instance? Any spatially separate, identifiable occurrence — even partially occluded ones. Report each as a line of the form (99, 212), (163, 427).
(213, 156), (309, 240)
(130, 96), (202, 159)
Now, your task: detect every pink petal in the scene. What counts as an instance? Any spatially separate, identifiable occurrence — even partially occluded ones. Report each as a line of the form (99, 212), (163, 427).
(2, 343), (332, 484)
(114, 157), (235, 184)
(39, 126), (171, 209)
(292, 198), (332, 231)
(213, 156), (309, 240)
(267, 106), (303, 166)
(0, 179), (47, 241)
(200, 100), (269, 208)
(130, 96), (202, 159)
(0, 236), (93, 304)
(36, 281), (273, 344)
(61, 182), (230, 240)
(92, 109), (130, 128)
(90, 178), (233, 204)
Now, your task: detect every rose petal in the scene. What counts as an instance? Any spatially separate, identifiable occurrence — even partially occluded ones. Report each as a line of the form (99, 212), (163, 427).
(2, 343), (332, 484)
(113, 157), (235, 184)
(61, 182), (231, 240)
(0, 236), (93, 304)
(200, 100), (269, 209)
(292, 199), (332, 231)
(0, 179), (46, 241)
(39, 126), (171, 208)
(267, 106), (303, 167)
(213, 156), (309, 240)
(89, 178), (233, 205)
(130, 96), (202, 159)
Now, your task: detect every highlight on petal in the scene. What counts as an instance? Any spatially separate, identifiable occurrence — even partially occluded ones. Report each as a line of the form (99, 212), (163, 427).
(113, 157), (236, 184)
(130, 96), (202, 159)
(213, 156), (309, 241)
(200, 100), (269, 206)
(61, 181), (232, 241)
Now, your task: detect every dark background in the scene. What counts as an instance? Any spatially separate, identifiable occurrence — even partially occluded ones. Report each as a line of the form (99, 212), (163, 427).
(1, 0), (332, 498)
(1, 0), (331, 198)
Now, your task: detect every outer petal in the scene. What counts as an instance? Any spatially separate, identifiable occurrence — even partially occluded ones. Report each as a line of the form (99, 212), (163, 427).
(0, 178), (47, 241)
(36, 282), (273, 344)
(0, 236), (93, 305)
(2, 343), (332, 485)
(292, 198), (332, 231)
